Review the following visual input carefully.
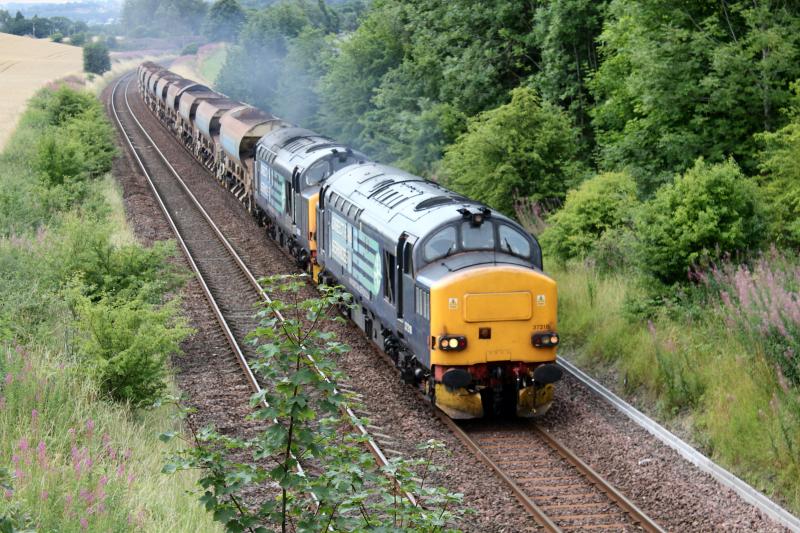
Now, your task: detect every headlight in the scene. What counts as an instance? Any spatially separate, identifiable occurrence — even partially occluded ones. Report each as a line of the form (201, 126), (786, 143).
(532, 332), (559, 348)
(438, 335), (467, 351)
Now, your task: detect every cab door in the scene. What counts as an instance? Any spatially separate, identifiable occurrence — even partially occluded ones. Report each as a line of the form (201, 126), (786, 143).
(396, 234), (417, 323)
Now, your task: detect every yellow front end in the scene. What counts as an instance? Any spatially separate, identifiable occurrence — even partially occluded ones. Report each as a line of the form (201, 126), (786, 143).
(429, 265), (559, 418)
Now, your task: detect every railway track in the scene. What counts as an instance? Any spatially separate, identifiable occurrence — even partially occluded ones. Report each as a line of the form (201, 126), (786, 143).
(450, 420), (664, 532)
(109, 73), (408, 504)
(112, 70), (668, 531)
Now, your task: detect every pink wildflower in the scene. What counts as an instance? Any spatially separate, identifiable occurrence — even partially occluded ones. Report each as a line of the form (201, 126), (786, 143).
(65, 494), (73, 506)
(98, 475), (108, 488)
(116, 463), (125, 477)
(31, 409), (38, 424)
(11, 454), (19, 465)
(14, 468), (23, 481)
(127, 472), (135, 486)
(3, 373), (11, 386)
(41, 490), (48, 500)
(80, 517), (88, 530)
(37, 441), (47, 467)
(123, 448), (132, 460)
(18, 438), (28, 453)
(3, 489), (12, 500)
(67, 428), (76, 441)
(0, 396), (5, 410)
(85, 419), (94, 437)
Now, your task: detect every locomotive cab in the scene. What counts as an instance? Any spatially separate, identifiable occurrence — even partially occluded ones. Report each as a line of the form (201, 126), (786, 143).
(415, 211), (562, 418)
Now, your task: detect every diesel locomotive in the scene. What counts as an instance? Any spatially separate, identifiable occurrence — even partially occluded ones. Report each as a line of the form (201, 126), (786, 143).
(136, 62), (563, 418)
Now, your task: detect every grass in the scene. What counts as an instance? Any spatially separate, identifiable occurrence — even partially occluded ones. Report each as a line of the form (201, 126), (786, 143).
(552, 261), (800, 512)
(198, 44), (227, 85)
(0, 87), (221, 530)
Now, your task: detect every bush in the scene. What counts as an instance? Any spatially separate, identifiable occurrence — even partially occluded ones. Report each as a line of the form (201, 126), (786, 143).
(35, 131), (85, 187)
(51, 32), (63, 43)
(37, 86), (98, 127)
(636, 158), (764, 283)
(540, 171), (638, 264)
(63, 106), (118, 178)
(181, 42), (200, 55)
(75, 294), (190, 405)
(83, 42), (111, 75)
(441, 87), (585, 215)
(69, 32), (86, 46)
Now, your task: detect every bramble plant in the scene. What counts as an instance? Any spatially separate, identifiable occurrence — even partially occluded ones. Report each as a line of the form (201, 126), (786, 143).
(162, 275), (467, 532)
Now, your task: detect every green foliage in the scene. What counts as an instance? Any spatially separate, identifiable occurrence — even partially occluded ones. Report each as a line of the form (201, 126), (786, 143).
(441, 87), (584, 215)
(532, 0), (607, 145)
(74, 293), (190, 406)
(163, 276), (468, 531)
(121, 0), (207, 36)
(757, 81), (800, 246)
(636, 159), (764, 283)
(69, 32), (86, 46)
(591, 1), (800, 190)
(0, 88), (220, 531)
(83, 42), (111, 75)
(540, 171), (638, 264)
(50, 31), (63, 42)
(36, 86), (98, 126)
(202, 0), (245, 42)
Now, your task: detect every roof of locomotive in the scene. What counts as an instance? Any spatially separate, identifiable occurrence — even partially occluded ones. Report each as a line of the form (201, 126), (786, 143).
(323, 162), (513, 243)
(256, 127), (363, 178)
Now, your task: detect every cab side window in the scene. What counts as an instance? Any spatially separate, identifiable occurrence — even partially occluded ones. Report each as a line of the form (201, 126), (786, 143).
(305, 160), (330, 187)
(423, 226), (456, 262)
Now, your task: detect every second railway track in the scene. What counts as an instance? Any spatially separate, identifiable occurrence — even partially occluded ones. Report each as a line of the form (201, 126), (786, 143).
(110, 69), (667, 532)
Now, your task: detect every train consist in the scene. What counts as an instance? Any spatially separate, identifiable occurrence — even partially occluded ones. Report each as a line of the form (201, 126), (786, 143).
(137, 62), (563, 418)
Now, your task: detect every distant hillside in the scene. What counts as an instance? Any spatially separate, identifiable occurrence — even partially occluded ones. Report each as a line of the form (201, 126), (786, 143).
(0, 1), (121, 24)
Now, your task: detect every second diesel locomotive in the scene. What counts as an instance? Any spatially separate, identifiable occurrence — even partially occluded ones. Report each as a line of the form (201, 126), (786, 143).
(136, 62), (563, 418)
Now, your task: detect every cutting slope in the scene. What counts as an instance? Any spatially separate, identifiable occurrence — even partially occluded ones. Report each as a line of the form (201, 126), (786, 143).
(0, 33), (82, 148)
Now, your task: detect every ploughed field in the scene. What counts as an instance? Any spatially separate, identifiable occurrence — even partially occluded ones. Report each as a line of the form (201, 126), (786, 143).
(0, 33), (82, 149)
(104, 71), (791, 532)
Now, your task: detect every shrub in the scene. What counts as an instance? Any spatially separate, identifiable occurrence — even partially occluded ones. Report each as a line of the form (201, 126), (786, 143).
(74, 294), (190, 405)
(441, 87), (585, 215)
(35, 131), (85, 187)
(64, 107), (118, 178)
(540, 171), (638, 264)
(50, 32), (63, 43)
(37, 86), (98, 127)
(636, 158), (764, 283)
(69, 32), (86, 46)
(83, 42), (111, 75)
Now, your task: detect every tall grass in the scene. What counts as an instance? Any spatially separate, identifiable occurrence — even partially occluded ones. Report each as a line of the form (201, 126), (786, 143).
(553, 260), (800, 511)
(0, 87), (221, 530)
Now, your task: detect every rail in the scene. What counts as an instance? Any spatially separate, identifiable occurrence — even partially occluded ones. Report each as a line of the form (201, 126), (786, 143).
(110, 72), (412, 507)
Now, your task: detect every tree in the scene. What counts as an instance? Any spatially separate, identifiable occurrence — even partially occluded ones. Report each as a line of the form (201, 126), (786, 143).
(440, 87), (584, 215)
(532, 0), (607, 148)
(83, 42), (111, 75)
(591, 1), (800, 192)
(202, 0), (245, 42)
(757, 81), (800, 246)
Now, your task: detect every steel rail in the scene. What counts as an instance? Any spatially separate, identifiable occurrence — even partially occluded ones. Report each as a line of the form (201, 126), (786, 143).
(532, 424), (665, 533)
(110, 72), (317, 498)
(115, 72), (415, 507)
(558, 356), (800, 532)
